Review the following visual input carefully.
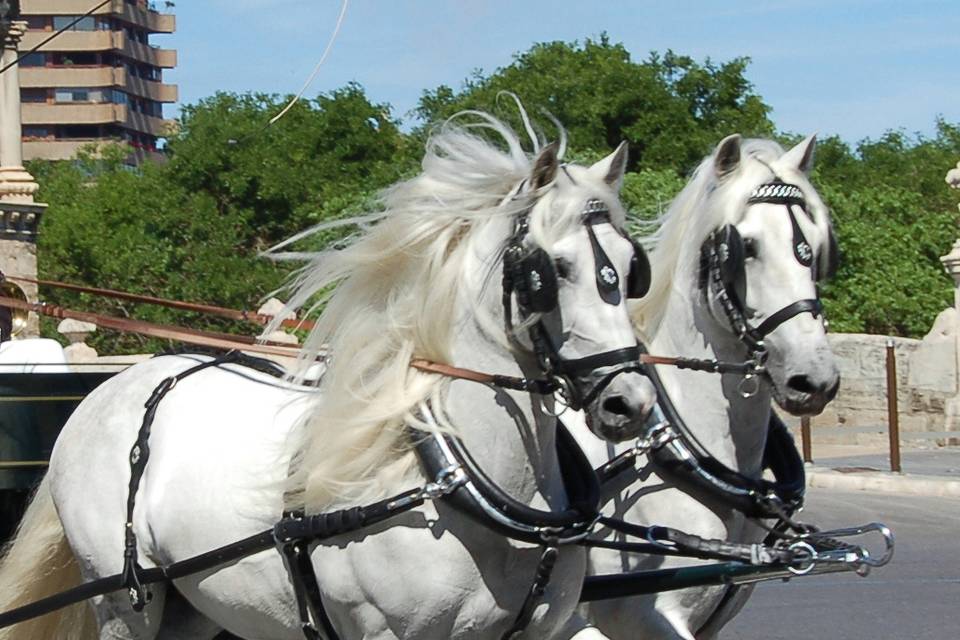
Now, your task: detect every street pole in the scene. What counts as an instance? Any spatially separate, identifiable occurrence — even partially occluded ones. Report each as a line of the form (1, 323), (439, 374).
(885, 339), (901, 473)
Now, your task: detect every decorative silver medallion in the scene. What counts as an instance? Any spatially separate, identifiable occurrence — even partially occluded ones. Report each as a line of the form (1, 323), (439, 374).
(599, 265), (618, 286)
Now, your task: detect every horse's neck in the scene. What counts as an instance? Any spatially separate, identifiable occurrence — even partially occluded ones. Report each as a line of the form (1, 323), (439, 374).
(444, 310), (566, 511)
(651, 288), (772, 475)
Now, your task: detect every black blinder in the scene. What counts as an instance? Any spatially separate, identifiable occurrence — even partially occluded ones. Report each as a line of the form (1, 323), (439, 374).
(627, 237), (651, 299)
(586, 224), (622, 306)
(700, 225), (747, 306)
(516, 247), (559, 313)
(719, 225), (747, 306)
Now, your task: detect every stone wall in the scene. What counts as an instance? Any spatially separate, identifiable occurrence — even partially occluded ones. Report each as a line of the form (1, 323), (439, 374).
(779, 325), (958, 446)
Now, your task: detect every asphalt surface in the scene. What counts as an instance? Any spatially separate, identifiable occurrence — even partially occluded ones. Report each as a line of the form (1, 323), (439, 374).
(815, 449), (960, 478)
(724, 487), (960, 640)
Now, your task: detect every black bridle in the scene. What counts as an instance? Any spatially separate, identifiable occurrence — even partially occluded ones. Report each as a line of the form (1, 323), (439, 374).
(502, 198), (647, 411)
(700, 180), (831, 392)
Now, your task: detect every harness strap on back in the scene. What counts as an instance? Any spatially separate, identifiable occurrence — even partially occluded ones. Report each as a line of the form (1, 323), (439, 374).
(122, 352), (239, 610)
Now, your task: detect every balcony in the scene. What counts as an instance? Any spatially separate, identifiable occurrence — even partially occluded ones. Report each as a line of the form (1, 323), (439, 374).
(20, 30), (176, 68)
(22, 102), (123, 126)
(23, 139), (91, 161)
(19, 66), (177, 102)
(21, 30), (117, 53)
(124, 73), (177, 103)
(19, 66), (123, 88)
(21, 103), (174, 138)
(121, 106), (176, 137)
(120, 34), (176, 68)
(20, 0), (175, 33)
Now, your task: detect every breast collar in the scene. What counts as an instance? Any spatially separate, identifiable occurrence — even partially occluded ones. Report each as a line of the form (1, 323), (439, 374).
(412, 404), (601, 545)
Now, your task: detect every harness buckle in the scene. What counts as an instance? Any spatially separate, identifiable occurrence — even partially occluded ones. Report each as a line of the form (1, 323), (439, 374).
(420, 465), (467, 500)
(634, 420), (675, 455)
(535, 518), (598, 545)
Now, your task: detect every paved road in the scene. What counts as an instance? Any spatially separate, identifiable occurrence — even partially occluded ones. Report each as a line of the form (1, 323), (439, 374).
(816, 449), (960, 478)
(724, 488), (960, 640)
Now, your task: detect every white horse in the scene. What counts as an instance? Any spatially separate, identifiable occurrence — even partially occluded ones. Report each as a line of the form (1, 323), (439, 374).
(574, 134), (841, 639)
(0, 114), (658, 640)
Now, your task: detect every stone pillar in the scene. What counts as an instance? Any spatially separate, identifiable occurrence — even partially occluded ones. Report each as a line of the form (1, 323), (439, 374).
(0, 20), (37, 203)
(0, 18), (45, 337)
(941, 163), (960, 427)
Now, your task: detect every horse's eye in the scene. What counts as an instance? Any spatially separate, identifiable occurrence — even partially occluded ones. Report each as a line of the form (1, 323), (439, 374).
(555, 258), (572, 280)
(743, 237), (758, 259)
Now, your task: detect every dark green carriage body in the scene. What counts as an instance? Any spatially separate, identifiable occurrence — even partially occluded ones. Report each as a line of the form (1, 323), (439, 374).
(0, 371), (118, 539)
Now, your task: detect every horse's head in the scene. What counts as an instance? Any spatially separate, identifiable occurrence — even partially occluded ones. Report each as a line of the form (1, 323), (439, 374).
(505, 141), (656, 441)
(698, 134), (840, 415)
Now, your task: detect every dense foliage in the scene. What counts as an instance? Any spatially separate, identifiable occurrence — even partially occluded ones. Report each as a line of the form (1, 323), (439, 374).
(28, 38), (959, 352)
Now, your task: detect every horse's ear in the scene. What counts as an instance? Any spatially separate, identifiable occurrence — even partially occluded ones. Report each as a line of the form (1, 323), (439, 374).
(589, 141), (629, 191)
(783, 134), (817, 175)
(713, 134), (742, 178)
(531, 142), (560, 189)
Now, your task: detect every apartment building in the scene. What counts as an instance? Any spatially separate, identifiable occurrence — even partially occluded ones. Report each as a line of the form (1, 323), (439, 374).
(18, 0), (176, 161)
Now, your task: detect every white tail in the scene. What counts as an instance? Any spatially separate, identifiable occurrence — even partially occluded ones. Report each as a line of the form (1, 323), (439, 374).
(0, 476), (98, 640)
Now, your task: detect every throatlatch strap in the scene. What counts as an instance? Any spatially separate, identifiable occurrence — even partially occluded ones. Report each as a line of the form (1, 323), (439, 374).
(122, 353), (237, 610)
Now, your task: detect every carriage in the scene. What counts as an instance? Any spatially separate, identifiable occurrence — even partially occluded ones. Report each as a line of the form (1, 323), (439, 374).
(0, 112), (892, 640)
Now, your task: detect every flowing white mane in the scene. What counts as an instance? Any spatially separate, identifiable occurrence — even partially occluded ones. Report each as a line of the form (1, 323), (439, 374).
(631, 138), (831, 337)
(278, 113), (567, 511)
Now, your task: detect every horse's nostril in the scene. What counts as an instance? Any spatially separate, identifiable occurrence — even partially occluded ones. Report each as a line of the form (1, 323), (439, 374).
(602, 396), (631, 416)
(787, 375), (816, 394)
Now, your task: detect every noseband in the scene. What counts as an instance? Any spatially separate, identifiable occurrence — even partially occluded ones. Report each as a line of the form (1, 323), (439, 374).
(502, 197), (650, 410)
(699, 180), (836, 383)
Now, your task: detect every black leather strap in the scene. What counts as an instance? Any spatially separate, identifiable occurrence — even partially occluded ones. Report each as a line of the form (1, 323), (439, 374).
(501, 542), (560, 640)
(279, 538), (340, 640)
(123, 353), (238, 610)
(552, 346), (640, 375)
(753, 298), (822, 338)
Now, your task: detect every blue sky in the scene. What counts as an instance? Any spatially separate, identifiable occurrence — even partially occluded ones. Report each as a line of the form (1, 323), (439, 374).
(163, 0), (959, 145)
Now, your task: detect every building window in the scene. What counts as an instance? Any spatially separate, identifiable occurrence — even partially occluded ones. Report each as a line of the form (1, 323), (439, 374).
(19, 53), (46, 67)
(55, 88), (89, 102)
(52, 52), (98, 66)
(25, 16), (47, 30)
(21, 89), (47, 103)
(22, 127), (51, 139)
(52, 16), (97, 31)
(57, 125), (100, 139)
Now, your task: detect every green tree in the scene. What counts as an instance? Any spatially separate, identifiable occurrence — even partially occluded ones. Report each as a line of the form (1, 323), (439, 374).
(813, 121), (960, 336)
(167, 86), (418, 247)
(416, 36), (774, 173)
(32, 86), (417, 353)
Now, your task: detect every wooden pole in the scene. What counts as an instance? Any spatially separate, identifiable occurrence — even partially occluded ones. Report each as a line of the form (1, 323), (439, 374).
(885, 339), (901, 473)
(800, 416), (812, 463)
